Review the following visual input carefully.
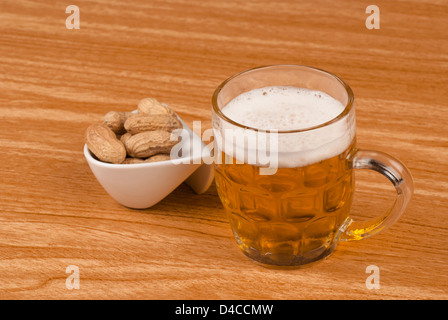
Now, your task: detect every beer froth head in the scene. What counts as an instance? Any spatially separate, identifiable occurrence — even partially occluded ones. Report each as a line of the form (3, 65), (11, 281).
(213, 86), (355, 170)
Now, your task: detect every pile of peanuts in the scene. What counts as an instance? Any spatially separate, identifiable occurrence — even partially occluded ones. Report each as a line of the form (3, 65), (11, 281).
(85, 98), (182, 164)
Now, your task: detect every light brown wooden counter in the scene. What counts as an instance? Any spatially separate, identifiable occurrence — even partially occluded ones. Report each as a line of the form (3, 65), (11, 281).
(0, 0), (447, 299)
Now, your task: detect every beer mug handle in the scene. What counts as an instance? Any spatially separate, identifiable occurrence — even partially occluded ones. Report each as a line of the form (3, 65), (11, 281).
(339, 149), (414, 241)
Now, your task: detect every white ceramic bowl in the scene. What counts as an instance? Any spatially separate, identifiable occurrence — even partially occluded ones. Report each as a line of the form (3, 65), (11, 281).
(84, 120), (214, 209)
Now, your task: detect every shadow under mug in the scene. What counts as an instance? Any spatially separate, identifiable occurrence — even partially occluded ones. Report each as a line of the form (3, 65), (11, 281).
(212, 65), (414, 268)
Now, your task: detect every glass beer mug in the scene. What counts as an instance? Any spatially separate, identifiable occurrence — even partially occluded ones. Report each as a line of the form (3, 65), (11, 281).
(212, 65), (413, 268)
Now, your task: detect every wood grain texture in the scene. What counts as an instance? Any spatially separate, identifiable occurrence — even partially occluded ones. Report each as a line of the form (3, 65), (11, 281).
(0, 0), (447, 299)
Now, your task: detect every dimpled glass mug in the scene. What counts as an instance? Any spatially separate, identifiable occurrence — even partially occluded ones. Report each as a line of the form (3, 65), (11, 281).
(212, 65), (413, 268)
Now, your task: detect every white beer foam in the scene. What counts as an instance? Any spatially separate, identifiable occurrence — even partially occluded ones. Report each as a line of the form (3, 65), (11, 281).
(216, 86), (355, 168)
(222, 86), (343, 131)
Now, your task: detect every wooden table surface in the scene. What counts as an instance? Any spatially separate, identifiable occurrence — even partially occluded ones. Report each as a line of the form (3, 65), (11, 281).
(0, 0), (447, 300)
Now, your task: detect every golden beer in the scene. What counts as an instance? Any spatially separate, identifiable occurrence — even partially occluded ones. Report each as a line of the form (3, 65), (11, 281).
(212, 65), (414, 268)
(215, 142), (355, 266)
(212, 83), (356, 267)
